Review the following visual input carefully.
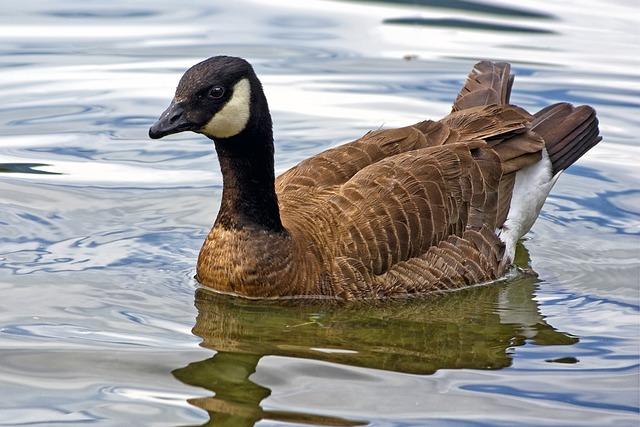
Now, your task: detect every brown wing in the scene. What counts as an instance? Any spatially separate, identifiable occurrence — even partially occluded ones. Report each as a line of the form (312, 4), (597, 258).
(277, 105), (543, 297)
(278, 61), (551, 298)
(325, 141), (496, 274)
(275, 122), (451, 195)
(330, 226), (505, 299)
(315, 137), (509, 299)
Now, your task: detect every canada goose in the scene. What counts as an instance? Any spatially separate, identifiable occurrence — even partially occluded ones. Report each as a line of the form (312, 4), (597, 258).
(149, 56), (601, 300)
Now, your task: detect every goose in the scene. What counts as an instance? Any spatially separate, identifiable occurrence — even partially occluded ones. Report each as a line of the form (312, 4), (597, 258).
(149, 56), (601, 300)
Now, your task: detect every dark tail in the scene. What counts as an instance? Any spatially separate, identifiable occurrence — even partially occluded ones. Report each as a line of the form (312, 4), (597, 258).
(452, 61), (514, 112)
(530, 103), (602, 175)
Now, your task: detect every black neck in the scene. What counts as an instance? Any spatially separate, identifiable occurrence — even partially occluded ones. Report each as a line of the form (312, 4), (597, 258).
(212, 123), (284, 232)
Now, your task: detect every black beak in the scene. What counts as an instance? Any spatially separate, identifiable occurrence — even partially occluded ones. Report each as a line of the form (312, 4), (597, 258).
(149, 101), (194, 139)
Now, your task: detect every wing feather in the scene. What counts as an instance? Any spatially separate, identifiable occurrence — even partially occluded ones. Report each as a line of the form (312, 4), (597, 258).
(273, 61), (570, 298)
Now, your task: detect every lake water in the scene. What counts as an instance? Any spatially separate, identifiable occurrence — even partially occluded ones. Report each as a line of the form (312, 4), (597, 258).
(0, 0), (638, 425)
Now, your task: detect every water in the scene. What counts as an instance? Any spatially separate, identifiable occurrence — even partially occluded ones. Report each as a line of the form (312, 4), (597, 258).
(0, 0), (638, 425)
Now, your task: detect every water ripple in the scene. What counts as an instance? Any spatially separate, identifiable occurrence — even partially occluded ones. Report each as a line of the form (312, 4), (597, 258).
(462, 384), (639, 413)
(0, 0), (638, 425)
(383, 17), (555, 34)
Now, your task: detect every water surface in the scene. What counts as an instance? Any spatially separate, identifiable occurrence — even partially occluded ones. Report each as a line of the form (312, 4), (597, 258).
(0, 0), (638, 426)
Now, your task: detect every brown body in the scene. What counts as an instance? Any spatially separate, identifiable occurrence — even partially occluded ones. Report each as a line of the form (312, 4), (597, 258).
(194, 62), (601, 299)
(149, 58), (601, 300)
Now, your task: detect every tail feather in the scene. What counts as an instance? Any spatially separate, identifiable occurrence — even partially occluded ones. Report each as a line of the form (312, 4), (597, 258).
(531, 103), (602, 175)
(551, 124), (601, 173)
(452, 61), (514, 111)
(452, 62), (603, 266)
(545, 110), (595, 158)
(498, 102), (602, 263)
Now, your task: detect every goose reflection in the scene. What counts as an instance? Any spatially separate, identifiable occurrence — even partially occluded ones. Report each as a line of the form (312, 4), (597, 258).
(173, 248), (578, 426)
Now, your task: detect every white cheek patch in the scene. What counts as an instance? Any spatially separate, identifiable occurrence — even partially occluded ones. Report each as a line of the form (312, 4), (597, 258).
(202, 78), (251, 139)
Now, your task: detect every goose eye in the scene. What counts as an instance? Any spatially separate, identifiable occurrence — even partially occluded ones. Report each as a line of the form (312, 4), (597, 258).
(208, 86), (225, 99)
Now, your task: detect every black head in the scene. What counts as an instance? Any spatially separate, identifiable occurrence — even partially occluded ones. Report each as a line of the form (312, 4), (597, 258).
(149, 56), (270, 141)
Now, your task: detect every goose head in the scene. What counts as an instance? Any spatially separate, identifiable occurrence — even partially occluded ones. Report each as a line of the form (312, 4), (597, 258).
(149, 56), (271, 142)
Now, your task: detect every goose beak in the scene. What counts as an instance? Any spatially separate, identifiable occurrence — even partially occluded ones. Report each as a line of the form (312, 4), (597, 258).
(149, 101), (193, 139)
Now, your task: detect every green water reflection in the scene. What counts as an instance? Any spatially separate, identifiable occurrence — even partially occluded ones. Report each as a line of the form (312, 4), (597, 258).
(174, 249), (578, 426)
